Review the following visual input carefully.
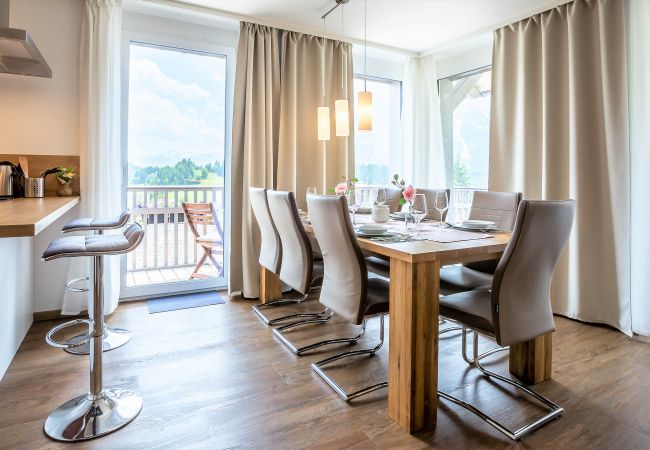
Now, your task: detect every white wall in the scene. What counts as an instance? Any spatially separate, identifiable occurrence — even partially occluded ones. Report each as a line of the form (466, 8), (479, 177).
(352, 45), (407, 81)
(435, 43), (492, 80)
(0, 0), (83, 156)
(0, 237), (33, 380)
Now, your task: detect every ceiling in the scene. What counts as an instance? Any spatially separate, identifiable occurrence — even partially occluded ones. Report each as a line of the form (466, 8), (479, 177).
(172, 0), (570, 54)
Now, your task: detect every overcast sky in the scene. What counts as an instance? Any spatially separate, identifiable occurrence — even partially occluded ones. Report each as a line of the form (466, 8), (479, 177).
(127, 42), (226, 168)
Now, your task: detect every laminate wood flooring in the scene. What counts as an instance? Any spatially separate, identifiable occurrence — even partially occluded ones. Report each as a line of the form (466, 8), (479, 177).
(1, 293), (649, 449)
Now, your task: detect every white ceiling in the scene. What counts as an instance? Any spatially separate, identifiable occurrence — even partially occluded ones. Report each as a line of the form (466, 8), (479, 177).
(170, 0), (570, 54)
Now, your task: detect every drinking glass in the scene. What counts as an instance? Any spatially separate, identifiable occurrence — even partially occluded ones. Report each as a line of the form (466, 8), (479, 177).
(434, 190), (449, 228)
(347, 190), (361, 225)
(375, 188), (386, 205)
(411, 194), (428, 236)
(306, 186), (317, 198)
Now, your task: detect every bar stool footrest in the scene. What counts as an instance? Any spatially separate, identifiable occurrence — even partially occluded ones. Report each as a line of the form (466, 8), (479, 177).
(65, 277), (90, 293)
(46, 319), (93, 349)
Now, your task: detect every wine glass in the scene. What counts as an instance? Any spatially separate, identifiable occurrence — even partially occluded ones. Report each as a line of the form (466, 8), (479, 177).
(306, 186), (317, 197)
(347, 190), (361, 225)
(434, 190), (449, 228)
(411, 194), (428, 236)
(375, 188), (386, 205)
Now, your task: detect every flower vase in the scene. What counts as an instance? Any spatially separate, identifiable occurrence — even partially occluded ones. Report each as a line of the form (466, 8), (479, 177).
(56, 180), (73, 197)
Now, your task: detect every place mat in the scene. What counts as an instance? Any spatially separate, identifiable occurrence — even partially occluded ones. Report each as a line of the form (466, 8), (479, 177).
(358, 226), (493, 244)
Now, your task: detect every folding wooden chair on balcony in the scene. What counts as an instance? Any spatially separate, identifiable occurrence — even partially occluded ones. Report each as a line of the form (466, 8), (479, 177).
(182, 202), (224, 278)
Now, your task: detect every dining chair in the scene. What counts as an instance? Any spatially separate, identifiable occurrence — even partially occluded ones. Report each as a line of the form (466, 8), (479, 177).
(257, 190), (325, 325)
(437, 199), (575, 440)
(249, 188), (320, 325)
(439, 190), (523, 295)
(274, 194), (389, 400)
(365, 187), (451, 279)
(182, 202), (224, 278)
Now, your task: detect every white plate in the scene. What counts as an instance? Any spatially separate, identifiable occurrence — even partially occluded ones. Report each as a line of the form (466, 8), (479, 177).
(359, 224), (388, 232)
(354, 206), (373, 214)
(459, 220), (496, 229)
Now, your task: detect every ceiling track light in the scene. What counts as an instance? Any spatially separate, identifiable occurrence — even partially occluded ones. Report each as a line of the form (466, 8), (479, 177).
(334, 0), (350, 137)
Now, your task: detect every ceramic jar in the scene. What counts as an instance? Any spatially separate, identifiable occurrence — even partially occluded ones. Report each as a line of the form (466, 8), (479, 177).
(371, 204), (390, 223)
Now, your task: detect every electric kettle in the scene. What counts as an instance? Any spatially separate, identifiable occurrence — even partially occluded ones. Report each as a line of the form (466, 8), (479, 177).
(0, 161), (16, 198)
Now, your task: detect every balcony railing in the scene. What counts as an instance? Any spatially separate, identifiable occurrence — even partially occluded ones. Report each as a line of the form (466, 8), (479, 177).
(126, 185), (225, 281)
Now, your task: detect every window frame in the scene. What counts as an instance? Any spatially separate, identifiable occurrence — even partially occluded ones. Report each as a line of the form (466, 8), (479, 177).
(119, 25), (235, 300)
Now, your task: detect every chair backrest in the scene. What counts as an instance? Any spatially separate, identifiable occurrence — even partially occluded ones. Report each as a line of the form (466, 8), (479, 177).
(307, 194), (367, 325)
(267, 190), (313, 294)
(491, 200), (575, 346)
(465, 190), (522, 273)
(249, 187), (282, 274)
(182, 202), (224, 242)
(385, 188), (404, 213)
(468, 190), (523, 231)
(416, 188), (451, 221)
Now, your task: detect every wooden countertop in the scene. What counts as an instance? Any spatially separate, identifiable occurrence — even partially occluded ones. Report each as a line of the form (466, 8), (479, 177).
(0, 197), (80, 238)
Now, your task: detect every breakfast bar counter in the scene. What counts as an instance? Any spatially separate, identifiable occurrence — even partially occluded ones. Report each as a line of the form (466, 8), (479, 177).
(0, 197), (80, 238)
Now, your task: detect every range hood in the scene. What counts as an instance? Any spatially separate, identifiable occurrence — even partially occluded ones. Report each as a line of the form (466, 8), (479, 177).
(0, 0), (51, 78)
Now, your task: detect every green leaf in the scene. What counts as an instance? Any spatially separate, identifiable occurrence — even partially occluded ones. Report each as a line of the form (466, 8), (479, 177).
(399, 198), (406, 205)
(393, 174), (399, 180)
(351, 177), (359, 182)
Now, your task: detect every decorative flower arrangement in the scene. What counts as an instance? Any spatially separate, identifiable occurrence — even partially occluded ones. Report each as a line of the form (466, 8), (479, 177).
(390, 174), (416, 205)
(55, 167), (76, 185)
(330, 175), (359, 195)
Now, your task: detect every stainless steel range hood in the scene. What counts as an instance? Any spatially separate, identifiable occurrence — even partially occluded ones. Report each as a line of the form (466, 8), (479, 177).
(0, 0), (51, 78)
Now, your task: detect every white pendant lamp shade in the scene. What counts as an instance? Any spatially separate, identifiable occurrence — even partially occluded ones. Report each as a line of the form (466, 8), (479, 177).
(335, 99), (350, 137)
(358, 90), (372, 131)
(318, 106), (331, 141)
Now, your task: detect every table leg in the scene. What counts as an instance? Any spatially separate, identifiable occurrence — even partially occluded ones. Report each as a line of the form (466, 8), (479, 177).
(259, 265), (282, 304)
(387, 258), (440, 433)
(509, 332), (552, 384)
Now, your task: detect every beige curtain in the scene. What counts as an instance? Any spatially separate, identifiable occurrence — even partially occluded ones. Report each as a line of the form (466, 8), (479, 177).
(489, 0), (631, 333)
(277, 32), (354, 206)
(230, 22), (353, 299)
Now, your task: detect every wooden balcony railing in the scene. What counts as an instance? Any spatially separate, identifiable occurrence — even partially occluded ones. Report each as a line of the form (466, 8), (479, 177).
(126, 185), (225, 274)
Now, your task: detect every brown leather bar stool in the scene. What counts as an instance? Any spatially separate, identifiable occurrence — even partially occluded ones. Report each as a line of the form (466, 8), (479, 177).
(42, 223), (145, 442)
(60, 211), (131, 354)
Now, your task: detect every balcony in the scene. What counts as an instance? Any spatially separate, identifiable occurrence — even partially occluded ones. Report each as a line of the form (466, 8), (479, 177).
(126, 185), (225, 287)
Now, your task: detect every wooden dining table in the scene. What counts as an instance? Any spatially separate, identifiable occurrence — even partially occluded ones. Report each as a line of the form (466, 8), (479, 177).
(258, 215), (553, 434)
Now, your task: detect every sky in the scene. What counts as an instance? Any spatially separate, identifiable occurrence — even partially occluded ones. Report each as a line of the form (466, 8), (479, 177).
(127, 42), (227, 168)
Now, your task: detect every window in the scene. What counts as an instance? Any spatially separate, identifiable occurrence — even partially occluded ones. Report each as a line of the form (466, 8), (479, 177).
(353, 76), (402, 185)
(439, 68), (491, 189)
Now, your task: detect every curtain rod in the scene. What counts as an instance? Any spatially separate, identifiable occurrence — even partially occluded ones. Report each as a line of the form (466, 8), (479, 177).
(131, 0), (417, 57)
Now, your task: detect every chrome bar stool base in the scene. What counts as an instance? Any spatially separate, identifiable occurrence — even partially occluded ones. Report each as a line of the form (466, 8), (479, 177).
(64, 327), (131, 355)
(44, 389), (143, 442)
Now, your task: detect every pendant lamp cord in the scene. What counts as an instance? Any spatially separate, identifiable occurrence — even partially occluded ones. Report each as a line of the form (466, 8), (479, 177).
(364, 0), (367, 91)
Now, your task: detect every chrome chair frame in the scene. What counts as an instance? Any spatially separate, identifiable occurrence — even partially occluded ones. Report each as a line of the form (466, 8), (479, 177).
(439, 316), (510, 363)
(252, 286), (324, 326)
(272, 309), (369, 355)
(311, 314), (388, 401)
(438, 329), (563, 441)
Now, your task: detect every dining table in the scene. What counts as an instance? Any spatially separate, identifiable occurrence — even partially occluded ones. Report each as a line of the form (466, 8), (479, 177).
(257, 213), (553, 434)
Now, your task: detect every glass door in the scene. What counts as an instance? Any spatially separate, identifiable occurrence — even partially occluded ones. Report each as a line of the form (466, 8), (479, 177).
(121, 37), (232, 299)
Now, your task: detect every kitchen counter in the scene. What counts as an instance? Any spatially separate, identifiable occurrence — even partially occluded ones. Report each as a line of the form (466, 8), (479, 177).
(0, 196), (80, 238)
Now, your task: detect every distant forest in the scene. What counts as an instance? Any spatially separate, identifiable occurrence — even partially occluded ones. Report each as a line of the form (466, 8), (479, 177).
(129, 158), (225, 186)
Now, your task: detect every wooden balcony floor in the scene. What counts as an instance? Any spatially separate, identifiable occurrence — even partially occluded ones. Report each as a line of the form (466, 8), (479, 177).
(127, 264), (221, 287)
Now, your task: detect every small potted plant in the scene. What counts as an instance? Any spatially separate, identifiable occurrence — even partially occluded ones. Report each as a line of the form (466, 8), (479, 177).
(391, 174), (416, 228)
(55, 167), (76, 197)
(331, 175), (358, 196)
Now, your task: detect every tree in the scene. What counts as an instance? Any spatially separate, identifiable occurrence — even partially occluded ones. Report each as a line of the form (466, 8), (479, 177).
(453, 159), (471, 187)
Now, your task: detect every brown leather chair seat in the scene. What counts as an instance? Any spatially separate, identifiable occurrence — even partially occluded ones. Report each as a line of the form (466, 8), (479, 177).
(365, 256), (390, 278)
(364, 278), (390, 316)
(439, 265), (494, 295)
(439, 290), (494, 334)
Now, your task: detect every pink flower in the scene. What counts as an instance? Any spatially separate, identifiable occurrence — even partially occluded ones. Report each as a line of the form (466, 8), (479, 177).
(334, 182), (348, 195)
(402, 185), (416, 203)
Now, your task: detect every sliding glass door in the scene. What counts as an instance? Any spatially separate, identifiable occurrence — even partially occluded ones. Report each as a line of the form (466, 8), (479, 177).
(120, 33), (233, 299)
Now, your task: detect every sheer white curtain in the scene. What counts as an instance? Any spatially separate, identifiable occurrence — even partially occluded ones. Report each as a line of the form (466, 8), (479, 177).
(62, 0), (122, 315)
(400, 55), (446, 188)
(627, 0), (650, 335)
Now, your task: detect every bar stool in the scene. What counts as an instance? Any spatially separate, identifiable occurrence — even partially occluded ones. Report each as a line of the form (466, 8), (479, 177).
(60, 211), (130, 355)
(42, 223), (144, 442)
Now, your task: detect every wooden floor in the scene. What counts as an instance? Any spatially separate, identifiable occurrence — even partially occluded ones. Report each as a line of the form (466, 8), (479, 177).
(1, 294), (650, 449)
(126, 264), (221, 287)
